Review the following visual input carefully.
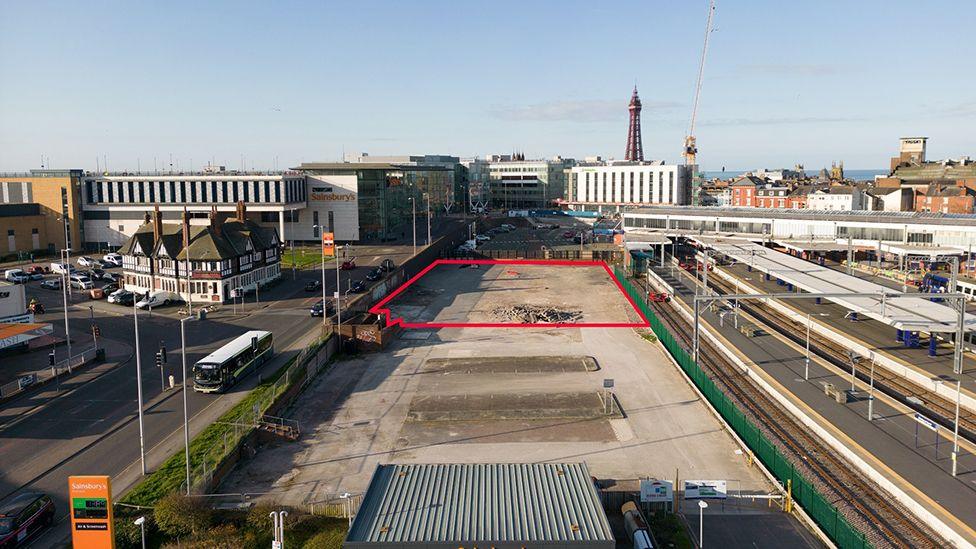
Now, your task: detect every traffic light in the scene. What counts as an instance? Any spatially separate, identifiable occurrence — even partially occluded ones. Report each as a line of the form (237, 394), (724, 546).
(159, 343), (167, 364)
(92, 325), (101, 337)
(155, 351), (162, 368)
(49, 351), (55, 366)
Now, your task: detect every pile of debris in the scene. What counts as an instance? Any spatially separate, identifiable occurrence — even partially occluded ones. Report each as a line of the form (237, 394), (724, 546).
(492, 305), (583, 324)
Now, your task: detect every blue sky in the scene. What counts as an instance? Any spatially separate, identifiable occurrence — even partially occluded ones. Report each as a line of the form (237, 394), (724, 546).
(1, 0), (973, 172)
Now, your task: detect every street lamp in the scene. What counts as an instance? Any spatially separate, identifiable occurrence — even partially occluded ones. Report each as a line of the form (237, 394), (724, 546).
(425, 192), (431, 246)
(408, 196), (417, 255)
(132, 295), (147, 475)
(134, 516), (146, 549)
(313, 225), (341, 349)
(180, 316), (194, 494)
(59, 249), (72, 373)
(697, 500), (708, 547)
(270, 510), (288, 548)
(340, 492), (352, 528)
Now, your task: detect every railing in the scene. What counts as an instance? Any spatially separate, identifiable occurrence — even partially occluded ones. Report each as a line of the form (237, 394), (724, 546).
(613, 266), (869, 549)
(0, 345), (99, 399)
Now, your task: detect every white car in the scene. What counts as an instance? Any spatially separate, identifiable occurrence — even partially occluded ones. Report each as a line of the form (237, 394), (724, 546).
(475, 234), (491, 242)
(77, 256), (97, 268)
(102, 253), (123, 267)
(4, 269), (29, 284)
(69, 274), (94, 289)
(136, 290), (179, 309)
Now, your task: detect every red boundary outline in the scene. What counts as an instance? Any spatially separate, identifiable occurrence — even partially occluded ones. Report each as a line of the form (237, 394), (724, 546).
(368, 259), (650, 329)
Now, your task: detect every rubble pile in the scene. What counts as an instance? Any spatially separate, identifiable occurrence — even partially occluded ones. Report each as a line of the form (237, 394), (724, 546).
(492, 305), (583, 324)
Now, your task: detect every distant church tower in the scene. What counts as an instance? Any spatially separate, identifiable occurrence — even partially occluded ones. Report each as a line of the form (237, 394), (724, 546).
(625, 86), (644, 161)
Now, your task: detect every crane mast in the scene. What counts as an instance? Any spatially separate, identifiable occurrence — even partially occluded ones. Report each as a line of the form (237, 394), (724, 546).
(684, 0), (716, 167)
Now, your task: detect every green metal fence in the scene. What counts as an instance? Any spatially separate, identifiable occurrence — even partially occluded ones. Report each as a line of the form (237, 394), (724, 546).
(615, 267), (870, 549)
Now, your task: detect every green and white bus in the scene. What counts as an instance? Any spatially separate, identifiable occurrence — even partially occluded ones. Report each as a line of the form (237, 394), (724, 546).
(192, 330), (274, 393)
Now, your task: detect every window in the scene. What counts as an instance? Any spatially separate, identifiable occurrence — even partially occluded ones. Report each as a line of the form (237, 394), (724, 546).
(7, 229), (13, 236)
(32, 228), (38, 234)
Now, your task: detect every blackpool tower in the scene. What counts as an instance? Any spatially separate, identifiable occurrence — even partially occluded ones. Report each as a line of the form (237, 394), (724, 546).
(624, 86), (644, 161)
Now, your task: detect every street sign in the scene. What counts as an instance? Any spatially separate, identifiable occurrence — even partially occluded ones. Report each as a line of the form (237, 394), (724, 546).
(684, 480), (727, 499)
(69, 475), (115, 548)
(322, 232), (335, 257)
(640, 479), (673, 503)
(914, 412), (938, 432)
(603, 378), (614, 389)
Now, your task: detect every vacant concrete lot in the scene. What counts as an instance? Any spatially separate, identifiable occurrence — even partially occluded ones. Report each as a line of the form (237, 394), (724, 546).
(219, 273), (772, 507)
(385, 262), (638, 325)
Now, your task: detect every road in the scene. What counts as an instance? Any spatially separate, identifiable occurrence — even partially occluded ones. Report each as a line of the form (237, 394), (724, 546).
(0, 217), (466, 547)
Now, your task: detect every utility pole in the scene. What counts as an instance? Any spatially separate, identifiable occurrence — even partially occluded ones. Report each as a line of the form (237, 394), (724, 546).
(425, 192), (431, 246)
(847, 235), (853, 276)
(805, 313), (811, 381)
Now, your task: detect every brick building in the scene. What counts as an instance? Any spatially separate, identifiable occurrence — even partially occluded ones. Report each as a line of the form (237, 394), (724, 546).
(916, 183), (976, 214)
(0, 169), (85, 254)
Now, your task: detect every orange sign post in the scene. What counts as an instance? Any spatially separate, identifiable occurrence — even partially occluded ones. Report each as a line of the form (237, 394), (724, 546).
(68, 475), (115, 548)
(322, 232), (335, 257)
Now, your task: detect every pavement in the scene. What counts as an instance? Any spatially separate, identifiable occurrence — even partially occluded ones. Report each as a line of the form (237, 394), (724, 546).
(0, 217), (467, 548)
(651, 260), (976, 544)
(679, 499), (822, 549)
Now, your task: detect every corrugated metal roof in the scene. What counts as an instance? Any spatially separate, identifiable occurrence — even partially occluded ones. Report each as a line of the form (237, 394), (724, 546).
(346, 463), (613, 545)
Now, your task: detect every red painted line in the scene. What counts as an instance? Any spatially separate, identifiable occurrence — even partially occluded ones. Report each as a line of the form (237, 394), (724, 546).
(369, 259), (650, 329)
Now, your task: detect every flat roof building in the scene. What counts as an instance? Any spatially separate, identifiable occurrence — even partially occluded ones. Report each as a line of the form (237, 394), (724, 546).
(346, 463), (614, 549)
(0, 169), (85, 253)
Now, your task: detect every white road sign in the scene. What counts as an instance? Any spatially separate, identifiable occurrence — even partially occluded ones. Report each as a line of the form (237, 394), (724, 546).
(640, 479), (673, 503)
(684, 480), (727, 499)
(914, 412), (938, 432)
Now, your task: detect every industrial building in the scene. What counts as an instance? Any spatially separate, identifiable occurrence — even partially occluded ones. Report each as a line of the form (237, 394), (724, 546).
(0, 169), (85, 254)
(345, 463), (614, 549)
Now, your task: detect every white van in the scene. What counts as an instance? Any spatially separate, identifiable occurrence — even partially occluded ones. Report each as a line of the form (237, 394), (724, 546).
(135, 290), (180, 309)
(50, 262), (76, 275)
(4, 269), (29, 284)
(69, 274), (94, 289)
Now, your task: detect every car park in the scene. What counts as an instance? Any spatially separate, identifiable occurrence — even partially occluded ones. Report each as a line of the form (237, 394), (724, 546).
(379, 258), (395, 272)
(350, 280), (367, 293)
(0, 491), (55, 547)
(40, 279), (61, 290)
(4, 269), (29, 284)
(69, 274), (94, 289)
(340, 259), (356, 270)
(309, 299), (335, 317)
(305, 279), (322, 292)
(102, 253), (123, 267)
(77, 256), (97, 268)
(365, 267), (383, 281)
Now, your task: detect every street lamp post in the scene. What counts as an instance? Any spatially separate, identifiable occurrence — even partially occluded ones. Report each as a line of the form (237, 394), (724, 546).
(132, 297), (147, 475)
(953, 379), (961, 477)
(867, 359), (876, 421)
(270, 510), (288, 549)
(698, 500), (708, 547)
(410, 196), (417, 255)
(805, 312), (811, 381)
(60, 249), (72, 373)
(425, 192), (431, 246)
(180, 316), (194, 494)
(134, 516), (146, 549)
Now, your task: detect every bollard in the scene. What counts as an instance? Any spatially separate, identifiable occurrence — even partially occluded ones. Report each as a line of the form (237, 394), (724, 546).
(169, 375), (175, 389)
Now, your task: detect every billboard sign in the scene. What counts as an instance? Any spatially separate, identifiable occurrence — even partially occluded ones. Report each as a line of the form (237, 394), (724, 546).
(322, 232), (335, 257)
(640, 479), (673, 503)
(69, 475), (115, 548)
(683, 480), (727, 499)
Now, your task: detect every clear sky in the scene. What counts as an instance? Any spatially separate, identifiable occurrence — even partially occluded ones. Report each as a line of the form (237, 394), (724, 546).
(1, 0), (973, 172)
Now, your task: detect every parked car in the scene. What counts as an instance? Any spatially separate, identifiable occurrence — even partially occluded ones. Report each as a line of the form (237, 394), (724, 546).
(349, 280), (367, 293)
(365, 267), (383, 281)
(68, 274), (94, 290)
(305, 279), (322, 292)
(100, 272), (119, 283)
(101, 282), (119, 294)
(40, 279), (61, 290)
(136, 290), (179, 309)
(89, 287), (105, 300)
(379, 258), (395, 272)
(77, 256), (97, 268)
(25, 265), (47, 279)
(102, 253), (123, 267)
(340, 259), (356, 270)
(50, 262), (76, 275)
(4, 269), (29, 284)
(0, 491), (55, 547)
(563, 231), (575, 239)
(475, 234), (491, 242)
(108, 289), (135, 305)
(309, 299), (335, 317)
(501, 224), (515, 230)
(88, 268), (106, 280)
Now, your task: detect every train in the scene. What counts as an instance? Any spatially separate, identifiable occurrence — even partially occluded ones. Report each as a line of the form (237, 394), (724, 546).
(621, 501), (654, 549)
(918, 273), (976, 302)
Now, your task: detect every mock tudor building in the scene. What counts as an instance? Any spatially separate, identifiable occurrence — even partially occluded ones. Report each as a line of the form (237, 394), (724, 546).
(118, 202), (280, 304)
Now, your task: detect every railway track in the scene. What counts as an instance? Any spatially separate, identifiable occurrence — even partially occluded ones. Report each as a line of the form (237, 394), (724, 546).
(644, 284), (946, 548)
(705, 273), (976, 445)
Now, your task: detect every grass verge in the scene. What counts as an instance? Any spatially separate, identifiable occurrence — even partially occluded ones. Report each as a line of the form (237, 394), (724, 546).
(281, 247), (335, 269)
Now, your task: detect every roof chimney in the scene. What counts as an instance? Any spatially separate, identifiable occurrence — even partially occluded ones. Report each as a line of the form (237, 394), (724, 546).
(236, 200), (246, 221)
(152, 205), (163, 242)
(181, 207), (190, 251)
(143, 211), (151, 225)
(209, 206), (222, 238)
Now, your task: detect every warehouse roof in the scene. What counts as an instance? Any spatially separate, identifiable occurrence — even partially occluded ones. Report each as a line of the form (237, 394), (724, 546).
(346, 463), (613, 546)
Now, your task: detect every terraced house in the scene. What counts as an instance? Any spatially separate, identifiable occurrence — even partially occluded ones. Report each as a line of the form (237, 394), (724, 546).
(118, 202), (280, 304)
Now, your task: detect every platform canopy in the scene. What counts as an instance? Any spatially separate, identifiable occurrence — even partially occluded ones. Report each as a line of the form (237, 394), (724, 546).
(695, 236), (976, 334)
(775, 240), (850, 253)
(880, 243), (967, 260)
(0, 322), (53, 350)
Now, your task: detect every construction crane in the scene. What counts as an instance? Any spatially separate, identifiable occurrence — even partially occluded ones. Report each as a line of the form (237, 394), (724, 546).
(683, 0), (717, 167)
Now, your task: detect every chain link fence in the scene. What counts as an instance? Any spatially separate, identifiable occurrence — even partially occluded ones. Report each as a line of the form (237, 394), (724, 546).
(614, 267), (869, 549)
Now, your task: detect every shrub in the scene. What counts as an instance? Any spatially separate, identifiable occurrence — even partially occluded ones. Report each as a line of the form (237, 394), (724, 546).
(154, 492), (213, 539)
(114, 513), (155, 549)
